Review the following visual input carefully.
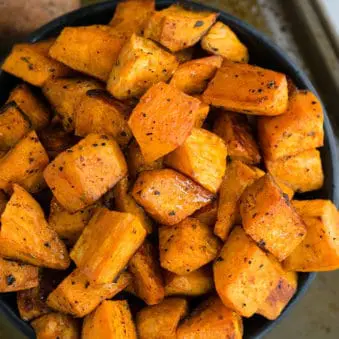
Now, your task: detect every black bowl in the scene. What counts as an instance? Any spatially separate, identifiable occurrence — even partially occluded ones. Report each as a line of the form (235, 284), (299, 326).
(0, 1), (338, 338)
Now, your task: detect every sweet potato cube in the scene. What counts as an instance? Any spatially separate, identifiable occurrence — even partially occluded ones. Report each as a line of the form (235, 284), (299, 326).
(193, 200), (218, 227)
(201, 21), (249, 62)
(170, 55), (223, 95)
(8, 84), (50, 130)
(132, 169), (214, 225)
(44, 133), (127, 212)
(214, 226), (280, 317)
(128, 240), (165, 305)
(47, 269), (131, 317)
(203, 60), (288, 116)
(164, 265), (213, 296)
(42, 77), (103, 131)
(284, 200), (339, 271)
(165, 128), (227, 193)
(49, 26), (126, 81)
(213, 111), (261, 164)
(0, 185), (69, 269)
(177, 296), (243, 339)
(31, 313), (80, 339)
(107, 34), (179, 100)
(2, 40), (71, 86)
(240, 174), (306, 261)
(194, 98), (210, 127)
(144, 4), (218, 52)
(136, 297), (188, 339)
(74, 89), (132, 146)
(258, 90), (324, 160)
(0, 258), (38, 292)
(128, 82), (200, 162)
(82, 300), (137, 339)
(70, 208), (146, 283)
(159, 218), (221, 275)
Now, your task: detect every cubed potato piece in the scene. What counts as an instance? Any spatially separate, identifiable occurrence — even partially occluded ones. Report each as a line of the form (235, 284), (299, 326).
(240, 174), (306, 261)
(214, 160), (262, 241)
(128, 82), (200, 162)
(44, 134), (127, 213)
(266, 149), (324, 193)
(0, 102), (31, 151)
(74, 89), (132, 146)
(109, 0), (155, 37)
(144, 5), (218, 52)
(201, 21), (248, 62)
(165, 128), (227, 193)
(174, 47), (194, 63)
(213, 111), (261, 164)
(193, 200), (218, 227)
(170, 56), (223, 95)
(159, 218), (221, 275)
(49, 26), (126, 81)
(0, 184), (69, 269)
(194, 98), (210, 127)
(8, 84), (50, 130)
(47, 269), (131, 317)
(257, 255), (297, 320)
(0, 258), (38, 292)
(126, 140), (164, 179)
(42, 77), (103, 131)
(82, 300), (137, 339)
(48, 198), (99, 246)
(203, 60), (288, 116)
(70, 208), (146, 284)
(214, 226), (280, 317)
(107, 34), (179, 100)
(164, 265), (213, 296)
(31, 313), (80, 339)
(128, 240), (165, 305)
(132, 169), (214, 225)
(284, 200), (339, 271)
(258, 90), (324, 160)
(2, 40), (71, 86)
(136, 297), (188, 339)
(177, 296), (243, 339)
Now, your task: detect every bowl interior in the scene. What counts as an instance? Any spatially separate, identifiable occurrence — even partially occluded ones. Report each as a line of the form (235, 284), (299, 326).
(0, 1), (337, 338)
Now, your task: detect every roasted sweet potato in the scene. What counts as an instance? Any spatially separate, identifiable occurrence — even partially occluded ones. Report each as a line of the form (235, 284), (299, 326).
(49, 25), (126, 81)
(177, 296), (243, 339)
(164, 265), (214, 296)
(2, 40), (71, 86)
(203, 60), (288, 116)
(70, 208), (146, 284)
(214, 226), (280, 317)
(82, 300), (137, 339)
(284, 200), (339, 271)
(136, 297), (188, 339)
(213, 111), (261, 164)
(0, 190), (7, 216)
(128, 240), (164, 305)
(128, 82), (200, 162)
(174, 47), (194, 63)
(47, 269), (131, 317)
(144, 4), (218, 52)
(194, 98), (210, 127)
(107, 34), (179, 100)
(240, 174), (306, 261)
(258, 90), (324, 160)
(31, 312), (80, 339)
(42, 77), (103, 131)
(159, 218), (221, 275)
(44, 134), (127, 212)
(132, 169), (214, 225)
(0, 184), (69, 269)
(201, 21), (248, 62)
(193, 200), (218, 227)
(74, 89), (132, 146)
(170, 56), (223, 95)
(0, 258), (38, 292)
(165, 128), (227, 193)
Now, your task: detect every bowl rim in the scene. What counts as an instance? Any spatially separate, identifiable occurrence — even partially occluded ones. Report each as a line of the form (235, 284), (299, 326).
(0, 1), (337, 338)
